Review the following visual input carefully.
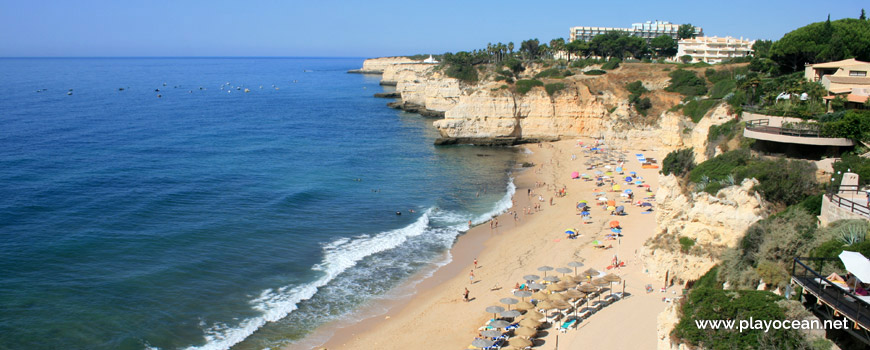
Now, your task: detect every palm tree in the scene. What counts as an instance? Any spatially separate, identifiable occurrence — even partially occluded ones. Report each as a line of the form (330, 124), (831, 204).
(508, 42), (514, 55)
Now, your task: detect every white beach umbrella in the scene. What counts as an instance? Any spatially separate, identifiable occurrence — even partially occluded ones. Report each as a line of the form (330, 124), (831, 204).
(839, 251), (870, 288)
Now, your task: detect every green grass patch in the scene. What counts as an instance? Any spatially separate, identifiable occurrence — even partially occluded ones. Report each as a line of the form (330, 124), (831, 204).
(583, 69), (606, 75)
(707, 119), (740, 142)
(665, 69), (708, 97)
(544, 83), (566, 96)
(515, 79), (544, 94)
(682, 99), (718, 122)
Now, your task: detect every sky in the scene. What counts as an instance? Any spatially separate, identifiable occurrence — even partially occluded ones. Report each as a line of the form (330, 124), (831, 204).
(0, 0), (867, 57)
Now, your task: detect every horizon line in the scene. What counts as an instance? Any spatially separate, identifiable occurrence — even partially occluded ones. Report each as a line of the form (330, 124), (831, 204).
(0, 56), (376, 59)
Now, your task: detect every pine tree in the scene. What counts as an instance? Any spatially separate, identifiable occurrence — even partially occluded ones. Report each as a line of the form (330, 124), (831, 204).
(861, 9), (867, 20)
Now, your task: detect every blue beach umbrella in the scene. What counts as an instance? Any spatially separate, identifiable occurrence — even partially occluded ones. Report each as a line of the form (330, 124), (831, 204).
(625, 176), (632, 182)
(629, 171), (637, 176)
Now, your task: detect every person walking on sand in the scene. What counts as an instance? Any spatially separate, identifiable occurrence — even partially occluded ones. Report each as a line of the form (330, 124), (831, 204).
(474, 258), (478, 269)
(469, 270), (475, 284)
(464, 288), (470, 302)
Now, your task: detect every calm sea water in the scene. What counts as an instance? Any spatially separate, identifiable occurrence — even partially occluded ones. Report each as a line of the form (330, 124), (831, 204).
(0, 58), (518, 350)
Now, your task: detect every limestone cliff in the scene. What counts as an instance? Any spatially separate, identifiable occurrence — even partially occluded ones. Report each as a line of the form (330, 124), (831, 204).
(370, 58), (737, 151)
(640, 175), (768, 284)
(348, 57), (418, 74)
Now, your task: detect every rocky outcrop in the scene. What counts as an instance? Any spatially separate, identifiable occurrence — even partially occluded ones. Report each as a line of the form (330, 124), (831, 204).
(640, 175), (768, 284)
(348, 57), (418, 74)
(657, 303), (690, 350)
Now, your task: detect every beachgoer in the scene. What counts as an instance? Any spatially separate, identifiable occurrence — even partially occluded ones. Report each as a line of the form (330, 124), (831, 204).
(464, 288), (470, 302)
(549, 197), (553, 206)
(468, 220), (473, 228)
(494, 218), (499, 228)
(469, 270), (474, 283)
(474, 258), (478, 269)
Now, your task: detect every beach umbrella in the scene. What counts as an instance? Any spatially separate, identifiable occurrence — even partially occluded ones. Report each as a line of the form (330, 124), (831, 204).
(556, 267), (573, 275)
(481, 329), (503, 338)
(523, 274), (540, 281)
(616, 167), (623, 173)
(629, 171), (637, 175)
(531, 291), (549, 301)
(537, 265), (554, 277)
(607, 200), (616, 207)
(557, 279), (577, 289)
(543, 275), (560, 282)
(486, 305), (505, 318)
(604, 274), (622, 283)
(571, 171), (580, 179)
(635, 180), (644, 185)
(624, 189), (633, 194)
(592, 278), (609, 287)
(612, 184), (620, 191)
(571, 274), (587, 283)
(583, 268), (600, 278)
(490, 320), (510, 329)
(552, 300), (572, 310)
(615, 205), (625, 214)
(514, 290), (532, 300)
(509, 337), (533, 348)
(840, 251), (870, 289)
(579, 200), (588, 204)
(565, 229), (575, 236)
(500, 297), (519, 310)
(547, 283), (566, 292)
(577, 202), (587, 209)
(536, 300), (556, 310)
(567, 261), (585, 275)
(515, 327), (538, 338)
(565, 289), (584, 300)
(472, 339), (495, 348)
(606, 205), (615, 212)
(548, 292), (567, 302)
(611, 228), (622, 234)
(524, 309), (545, 320)
(501, 310), (522, 318)
(519, 317), (543, 328)
(578, 283), (598, 293)
(514, 300), (535, 311)
(610, 220), (620, 228)
(625, 176), (632, 182)
(527, 282), (545, 290)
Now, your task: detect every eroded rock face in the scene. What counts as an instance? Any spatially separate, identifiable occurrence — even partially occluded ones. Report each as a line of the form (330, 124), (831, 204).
(350, 57), (418, 74)
(640, 175), (768, 283)
(647, 175), (769, 350)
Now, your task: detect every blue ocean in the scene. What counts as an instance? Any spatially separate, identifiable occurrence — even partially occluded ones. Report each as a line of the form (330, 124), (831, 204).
(0, 58), (518, 350)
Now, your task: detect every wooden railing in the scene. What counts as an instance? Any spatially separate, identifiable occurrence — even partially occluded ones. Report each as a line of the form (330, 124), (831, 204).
(745, 119), (824, 138)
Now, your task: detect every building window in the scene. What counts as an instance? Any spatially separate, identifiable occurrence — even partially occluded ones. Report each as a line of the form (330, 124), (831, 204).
(849, 71), (867, 77)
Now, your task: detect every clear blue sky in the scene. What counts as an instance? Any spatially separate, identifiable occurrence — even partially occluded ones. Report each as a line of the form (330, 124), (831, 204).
(0, 0), (866, 57)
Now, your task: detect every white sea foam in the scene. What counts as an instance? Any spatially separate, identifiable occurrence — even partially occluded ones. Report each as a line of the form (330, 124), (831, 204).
(185, 209), (434, 350)
(186, 179), (517, 350)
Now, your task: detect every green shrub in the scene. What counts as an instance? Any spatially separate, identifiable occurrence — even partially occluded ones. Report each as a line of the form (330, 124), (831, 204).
(710, 79), (736, 99)
(679, 236), (696, 253)
(625, 80), (648, 95)
(798, 194), (823, 215)
(665, 69), (708, 97)
(673, 267), (808, 350)
(634, 97), (652, 115)
(679, 55), (692, 64)
(832, 152), (870, 187)
(682, 99), (718, 122)
(515, 79), (544, 94)
(535, 68), (572, 79)
(583, 69), (606, 75)
(689, 149), (752, 183)
(445, 64), (478, 82)
(661, 148), (696, 177)
(544, 83), (566, 96)
(707, 119), (739, 142)
(819, 110), (870, 142)
(601, 58), (620, 70)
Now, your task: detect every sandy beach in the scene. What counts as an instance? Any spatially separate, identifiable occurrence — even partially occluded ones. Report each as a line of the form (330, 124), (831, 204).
(313, 138), (670, 350)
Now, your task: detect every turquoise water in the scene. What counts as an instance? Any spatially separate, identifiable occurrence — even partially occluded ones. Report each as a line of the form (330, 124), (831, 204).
(0, 58), (518, 350)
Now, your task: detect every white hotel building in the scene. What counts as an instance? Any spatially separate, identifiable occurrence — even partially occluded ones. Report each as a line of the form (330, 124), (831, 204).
(676, 36), (755, 64)
(569, 20), (702, 43)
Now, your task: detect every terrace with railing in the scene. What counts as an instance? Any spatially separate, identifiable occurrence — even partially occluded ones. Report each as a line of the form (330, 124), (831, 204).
(743, 119), (855, 146)
(792, 257), (870, 345)
(828, 185), (870, 218)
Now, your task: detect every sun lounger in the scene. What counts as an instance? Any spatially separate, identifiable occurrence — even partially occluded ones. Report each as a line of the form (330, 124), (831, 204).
(577, 308), (592, 319)
(559, 319), (577, 333)
(604, 294), (616, 303)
